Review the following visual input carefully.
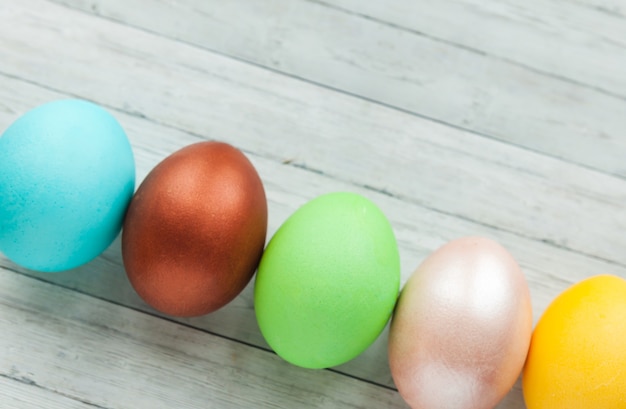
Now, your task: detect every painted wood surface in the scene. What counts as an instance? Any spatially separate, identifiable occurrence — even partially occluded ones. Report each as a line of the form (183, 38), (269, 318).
(2, 1), (626, 268)
(0, 0), (624, 407)
(1, 376), (96, 409)
(0, 269), (407, 409)
(51, 0), (626, 176)
(569, 0), (626, 17)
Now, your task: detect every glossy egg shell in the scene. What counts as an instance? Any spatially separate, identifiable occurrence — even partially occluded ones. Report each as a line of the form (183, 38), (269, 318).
(254, 192), (400, 369)
(523, 274), (626, 409)
(389, 237), (532, 409)
(0, 99), (135, 272)
(122, 141), (267, 317)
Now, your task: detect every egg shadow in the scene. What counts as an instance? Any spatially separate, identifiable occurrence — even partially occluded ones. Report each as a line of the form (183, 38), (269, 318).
(0, 234), (146, 314)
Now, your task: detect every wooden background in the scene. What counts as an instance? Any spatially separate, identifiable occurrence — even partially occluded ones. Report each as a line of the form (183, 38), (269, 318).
(1, 0), (625, 407)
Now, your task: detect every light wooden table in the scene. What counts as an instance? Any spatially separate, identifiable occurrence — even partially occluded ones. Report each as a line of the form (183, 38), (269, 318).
(1, 0), (625, 407)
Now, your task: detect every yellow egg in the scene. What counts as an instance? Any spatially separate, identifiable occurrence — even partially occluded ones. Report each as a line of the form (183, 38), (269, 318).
(523, 274), (626, 409)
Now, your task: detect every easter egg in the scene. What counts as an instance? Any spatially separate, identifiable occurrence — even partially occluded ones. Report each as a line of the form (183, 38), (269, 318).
(122, 141), (267, 317)
(254, 192), (400, 369)
(0, 99), (135, 272)
(523, 274), (626, 409)
(389, 237), (532, 409)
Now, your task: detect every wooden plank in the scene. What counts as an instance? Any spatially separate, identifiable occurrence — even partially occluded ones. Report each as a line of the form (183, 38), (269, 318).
(0, 0), (624, 402)
(2, 0), (626, 271)
(2, 73), (625, 392)
(48, 0), (626, 177)
(0, 268), (407, 409)
(0, 375), (100, 409)
(320, 0), (626, 96)
(569, 0), (626, 17)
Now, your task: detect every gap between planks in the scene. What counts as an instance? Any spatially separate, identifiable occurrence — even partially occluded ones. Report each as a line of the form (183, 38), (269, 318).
(0, 374), (107, 409)
(2, 1), (626, 271)
(49, 0), (626, 178)
(0, 267), (408, 409)
(308, 0), (626, 100)
(0, 263), (397, 392)
(2, 71), (626, 390)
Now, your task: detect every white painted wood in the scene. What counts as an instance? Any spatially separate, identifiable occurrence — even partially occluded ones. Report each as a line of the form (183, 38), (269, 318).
(322, 0), (626, 96)
(0, 376), (97, 409)
(2, 0), (626, 269)
(569, 0), (626, 17)
(2, 73), (626, 396)
(49, 0), (626, 176)
(0, 269), (408, 408)
(0, 0), (624, 407)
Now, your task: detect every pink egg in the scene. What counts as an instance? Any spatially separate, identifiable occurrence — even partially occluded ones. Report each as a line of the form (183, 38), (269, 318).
(389, 237), (532, 409)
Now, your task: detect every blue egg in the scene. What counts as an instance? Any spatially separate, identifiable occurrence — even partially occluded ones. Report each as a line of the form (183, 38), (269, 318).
(0, 99), (135, 272)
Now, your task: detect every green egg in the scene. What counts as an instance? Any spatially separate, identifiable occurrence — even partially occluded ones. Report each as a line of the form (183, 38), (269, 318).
(254, 192), (400, 369)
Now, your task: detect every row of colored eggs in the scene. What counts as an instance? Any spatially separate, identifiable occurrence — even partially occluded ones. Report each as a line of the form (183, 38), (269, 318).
(1, 100), (624, 409)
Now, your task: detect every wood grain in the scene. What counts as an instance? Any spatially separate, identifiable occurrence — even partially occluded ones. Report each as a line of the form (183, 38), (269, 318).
(323, 0), (626, 96)
(49, 0), (626, 176)
(2, 0), (626, 269)
(1, 71), (625, 392)
(570, 0), (626, 17)
(0, 269), (407, 408)
(0, 376), (99, 409)
(0, 0), (624, 406)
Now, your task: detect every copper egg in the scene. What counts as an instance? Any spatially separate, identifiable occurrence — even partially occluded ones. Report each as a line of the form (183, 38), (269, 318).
(122, 141), (267, 317)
